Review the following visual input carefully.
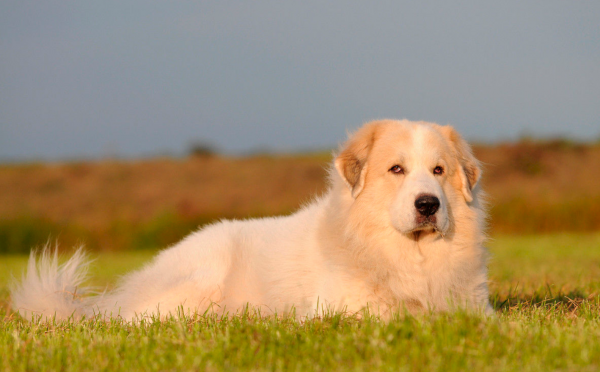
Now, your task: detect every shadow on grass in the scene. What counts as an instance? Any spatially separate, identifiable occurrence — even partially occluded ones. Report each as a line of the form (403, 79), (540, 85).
(491, 286), (598, 314)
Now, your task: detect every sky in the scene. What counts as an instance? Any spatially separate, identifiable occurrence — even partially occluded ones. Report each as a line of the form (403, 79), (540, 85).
(1, 1), (599, 160)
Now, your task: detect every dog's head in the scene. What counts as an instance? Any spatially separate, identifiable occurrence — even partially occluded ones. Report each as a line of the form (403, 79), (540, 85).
(335, 120), (481, 237)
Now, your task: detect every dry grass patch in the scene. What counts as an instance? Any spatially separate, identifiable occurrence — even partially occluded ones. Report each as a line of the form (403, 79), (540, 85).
(1, 143), (599, 252)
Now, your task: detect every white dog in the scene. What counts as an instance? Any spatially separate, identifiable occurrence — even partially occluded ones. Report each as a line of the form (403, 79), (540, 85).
(11, 120), (492, 321)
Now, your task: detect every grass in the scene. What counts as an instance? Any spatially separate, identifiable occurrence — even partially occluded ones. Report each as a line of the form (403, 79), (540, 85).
(1, 233), (599, 371)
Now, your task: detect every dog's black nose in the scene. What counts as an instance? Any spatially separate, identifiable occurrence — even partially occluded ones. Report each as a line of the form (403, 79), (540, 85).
(415, 195), (440, 217)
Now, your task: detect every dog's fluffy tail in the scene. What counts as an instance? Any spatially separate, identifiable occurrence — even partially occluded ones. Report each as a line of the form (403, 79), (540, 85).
(10, 247), (99, 321)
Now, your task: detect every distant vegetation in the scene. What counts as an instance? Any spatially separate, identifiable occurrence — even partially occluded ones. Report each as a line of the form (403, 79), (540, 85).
(0, 141), (599, 253)
(187, 141), (218, 158)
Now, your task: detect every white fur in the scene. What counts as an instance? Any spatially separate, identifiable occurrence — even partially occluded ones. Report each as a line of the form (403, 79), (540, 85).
(11, 120), (492, 321)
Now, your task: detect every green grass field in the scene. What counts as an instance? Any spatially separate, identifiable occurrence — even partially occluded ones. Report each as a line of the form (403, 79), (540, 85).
(1, 233), (599, 371)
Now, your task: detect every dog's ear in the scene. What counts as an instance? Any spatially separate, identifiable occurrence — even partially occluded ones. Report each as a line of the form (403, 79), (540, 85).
(334, 123), (380, 198)
(439, 125), (481, 202)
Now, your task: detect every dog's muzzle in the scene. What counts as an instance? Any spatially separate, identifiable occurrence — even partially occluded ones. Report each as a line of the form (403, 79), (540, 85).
(414, 194), (440, 229)
(415, 194), (440, 217)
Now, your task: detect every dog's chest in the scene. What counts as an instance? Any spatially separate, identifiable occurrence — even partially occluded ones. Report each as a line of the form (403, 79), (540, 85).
(366, 242), (463, 310)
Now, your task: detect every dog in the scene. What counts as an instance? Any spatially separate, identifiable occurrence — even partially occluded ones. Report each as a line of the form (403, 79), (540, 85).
(11, 119), (492, 321)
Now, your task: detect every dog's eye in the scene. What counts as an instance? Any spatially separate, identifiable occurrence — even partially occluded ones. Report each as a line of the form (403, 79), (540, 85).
(433, 166), (444, 175)
(389, 165), (404, 174)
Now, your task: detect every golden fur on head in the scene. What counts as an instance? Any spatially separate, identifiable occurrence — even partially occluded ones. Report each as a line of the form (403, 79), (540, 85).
(436, 125), (482, 202)
(334, 122), (381, 198)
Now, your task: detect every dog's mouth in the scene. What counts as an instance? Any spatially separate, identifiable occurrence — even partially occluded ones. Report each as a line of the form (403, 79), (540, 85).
(416, 215), (437, 226)
(408, 227), (445, 241)
(414, 217), (439, 233)
(408, 216), (446, 239)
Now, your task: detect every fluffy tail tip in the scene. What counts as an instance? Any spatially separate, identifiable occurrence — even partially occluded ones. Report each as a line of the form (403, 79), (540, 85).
(10, 246), (93, 321)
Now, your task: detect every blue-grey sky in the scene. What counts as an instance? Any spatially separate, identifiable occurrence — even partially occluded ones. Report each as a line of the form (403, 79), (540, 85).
(1, 1), (599, 160)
